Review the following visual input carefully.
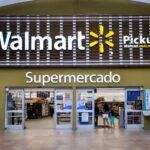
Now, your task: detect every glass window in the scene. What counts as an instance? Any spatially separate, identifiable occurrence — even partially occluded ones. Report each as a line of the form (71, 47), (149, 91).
(56, 112), (71, 125)
(127, 112), (142, 124)
(7, 91), (23, 111)
(7, 112), (22, 125)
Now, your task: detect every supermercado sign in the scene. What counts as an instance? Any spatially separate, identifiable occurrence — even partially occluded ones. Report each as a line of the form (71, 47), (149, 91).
(26, 71), (121, 85)
(0, 16), (150, 66)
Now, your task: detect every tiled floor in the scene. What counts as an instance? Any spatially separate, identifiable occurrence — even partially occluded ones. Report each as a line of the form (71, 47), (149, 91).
(0, 129), (150, 150)
(25, 117), (55, 129)
(25, 116), (119, 129)
(98, 116), (119, 128)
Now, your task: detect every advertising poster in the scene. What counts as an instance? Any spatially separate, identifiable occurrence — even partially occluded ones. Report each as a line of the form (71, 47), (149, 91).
(63, 93), (72, 110)
(81, 112), (89, 123)
(63, 100), (72, 110)
(77, 101), (86, 110)
(77, 93), (93, 110)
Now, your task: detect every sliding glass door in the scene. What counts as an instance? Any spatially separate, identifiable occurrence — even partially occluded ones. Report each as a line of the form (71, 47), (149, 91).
(55, 89), (73, 129)
(5, 89), (25, 129)
(125, 89), (143, 129)
(76, 89), (94, 129)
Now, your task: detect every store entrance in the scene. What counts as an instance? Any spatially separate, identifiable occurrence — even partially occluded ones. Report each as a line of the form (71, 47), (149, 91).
(24, 88), (55, 129)
(94, 88), (125, 129)
(76, 87), (143, 130)
(5, 87), (143, 130)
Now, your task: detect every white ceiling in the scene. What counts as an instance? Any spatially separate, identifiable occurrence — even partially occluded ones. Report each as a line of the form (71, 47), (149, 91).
(95, 88), (125, 102)
(0, 0), (32, 7)
(131, 0), (150, 4)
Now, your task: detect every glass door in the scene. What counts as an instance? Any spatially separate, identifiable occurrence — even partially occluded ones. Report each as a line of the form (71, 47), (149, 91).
(55, 89), (72, 129)
(5, 89), (25, 129)
(76, 89), (94, 129)
(125, 89), (143, 129)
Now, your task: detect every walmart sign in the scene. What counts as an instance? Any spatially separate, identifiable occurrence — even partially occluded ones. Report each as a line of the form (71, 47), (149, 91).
(0, 16), (149, 66)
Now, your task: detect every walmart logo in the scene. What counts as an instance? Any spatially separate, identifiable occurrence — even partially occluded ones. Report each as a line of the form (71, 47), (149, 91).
(0, 25), (114, 52)
(89, 25), (114, 54)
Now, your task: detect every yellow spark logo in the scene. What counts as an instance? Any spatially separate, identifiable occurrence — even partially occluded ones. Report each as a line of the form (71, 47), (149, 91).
(89, 25), (114, 53)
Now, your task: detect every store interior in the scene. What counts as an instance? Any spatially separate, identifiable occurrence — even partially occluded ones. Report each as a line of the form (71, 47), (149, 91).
(94, 88), (125, 128)
(24, 88), (125, 129)
(24, 89), (55, 129)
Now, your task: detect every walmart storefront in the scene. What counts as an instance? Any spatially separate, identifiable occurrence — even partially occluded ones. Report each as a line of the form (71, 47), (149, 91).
(0, 16), (150, 130)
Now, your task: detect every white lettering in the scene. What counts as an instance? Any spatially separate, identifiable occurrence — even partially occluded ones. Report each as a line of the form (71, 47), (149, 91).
(25, 32), (29, 50)
(112, 74), (121, 83)
(123, 35), (130, 44)
(68, 35), (76, 50)
(0, 31), (11, 50)
(89, 75), (96, 83)
(54, 35), (66, 50)
(51, 75), (59, 83)
(104, 72), (112, 83)
(123, 34), (150, 46)
(26, 72), (33, 83)
(42, 75), (50, 85)
(31, 35), (52, 50)
(77, 74), (84, 83)
(77, 31), (85, 50)
(0, 31), (87, 51)
(25, 72), (121, 85)
(10, 35), (22, 50)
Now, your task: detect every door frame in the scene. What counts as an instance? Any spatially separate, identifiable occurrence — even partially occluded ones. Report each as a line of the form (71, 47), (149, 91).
(76, 88), (95, 129)
(24, 88), (55, 129)
(125, 88), (144, 129)
(54, 88), (73, 129)
(5, 88), (25, 129)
